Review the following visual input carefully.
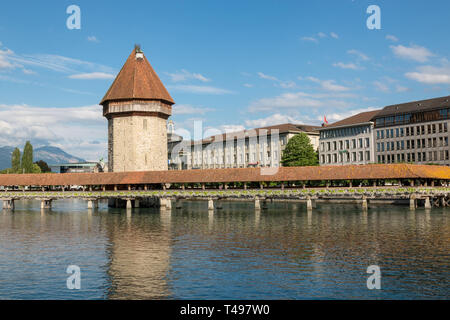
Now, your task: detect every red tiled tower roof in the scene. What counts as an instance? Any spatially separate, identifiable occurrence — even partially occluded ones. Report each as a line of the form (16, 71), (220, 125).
(100, 47), (174, 105)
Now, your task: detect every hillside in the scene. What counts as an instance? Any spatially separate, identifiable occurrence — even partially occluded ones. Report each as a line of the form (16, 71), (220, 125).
(0, 146), (85, 170)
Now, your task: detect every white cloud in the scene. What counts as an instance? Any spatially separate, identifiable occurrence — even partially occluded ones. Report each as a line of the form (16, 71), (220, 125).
(168, 84), (234, 95)
(347, 49), (369, 61)
(219, 124), (246, 133)
(7, 52), (115, 74)
(0, 46), (16, 69)
(332, 62), (361, 70)
(22, 69), (36, 75)
(243, 83), (253, 88)
(247, 90), (353, 113)
(373, 80), (390, 93)
(390, 44), (434, 62)
(323, 107), (378, 122)
(330, 32), (339, 39)
(248, 92), (323, 112)
(245, 113), (311, 128)
(301, 36), (318, 43)
(87, 36), (99, 43)
(258, 72), (296, 88)
(172, 104), (213, 115)
(0, 104), (107, 161)
(318, 32), (327, 38)
(166, 69), (210, 82)
(68, 72), (115, 80)
(405, 65), (450, 84)
(386, 34), (398, 42)
(396, 85), (410, 92)
(257, 72), (278, 81)
(279, 81), (296, 88)
(307, 77), (351, 92)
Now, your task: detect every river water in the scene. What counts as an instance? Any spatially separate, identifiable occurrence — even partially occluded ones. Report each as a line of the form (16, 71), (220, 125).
(0, 199), (448, 299)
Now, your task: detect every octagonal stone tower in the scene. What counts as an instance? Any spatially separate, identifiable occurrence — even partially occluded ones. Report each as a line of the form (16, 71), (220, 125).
(101, 46), (175, 172)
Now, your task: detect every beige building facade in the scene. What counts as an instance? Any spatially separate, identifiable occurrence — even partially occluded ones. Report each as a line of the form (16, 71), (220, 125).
(373, 96), (450, 165)
(318, 111), (379, 166)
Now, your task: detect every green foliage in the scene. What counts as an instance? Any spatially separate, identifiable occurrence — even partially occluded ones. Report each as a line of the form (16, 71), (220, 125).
(32, 163), (42, 174)
(35, 160), (51, 173)
(21, 141), (34, 173)
(281, 133), (319, 167)
(11, 148), (21, 173)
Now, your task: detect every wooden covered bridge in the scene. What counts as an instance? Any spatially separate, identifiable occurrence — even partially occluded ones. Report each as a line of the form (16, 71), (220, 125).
(1, 164), (449, 211)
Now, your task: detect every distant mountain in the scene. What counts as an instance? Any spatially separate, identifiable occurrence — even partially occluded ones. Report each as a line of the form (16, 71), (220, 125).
(34, 146), (85, 166)
(0, 147), (15, 171)
(0, 145), (85, 170)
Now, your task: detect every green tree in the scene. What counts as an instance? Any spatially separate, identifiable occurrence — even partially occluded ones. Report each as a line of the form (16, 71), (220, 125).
(32, 163), (42, 174)
(281, 133), (319, 167)
(21, 141), (34, 173)
(35, 160), (51, 173)
(11, 148), (21, 173)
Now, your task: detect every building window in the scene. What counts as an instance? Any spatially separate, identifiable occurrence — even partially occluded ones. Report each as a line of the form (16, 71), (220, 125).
(366, 151), (370, 161)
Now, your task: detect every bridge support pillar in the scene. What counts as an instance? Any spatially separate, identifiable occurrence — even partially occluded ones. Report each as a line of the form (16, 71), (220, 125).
(254, 197), (260, 210)
(2, 199), (14, 210)
(362, 197), (368, 210)
(41, 199), (52, 209)
(126, 199), (132, 210)
(165, 198), (172, 210)
(424, 197), (432, 209)
(87, 200), (93, 209)
(208, 198), (214, 211)
(306, 197), (313, 211)
(409, 196), (416, 210)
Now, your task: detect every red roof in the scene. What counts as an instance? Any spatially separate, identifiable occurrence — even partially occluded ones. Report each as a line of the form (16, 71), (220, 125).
(0, 164), (449, 186)
(322, 110), (381, 129)
(100, 48), (175, 105)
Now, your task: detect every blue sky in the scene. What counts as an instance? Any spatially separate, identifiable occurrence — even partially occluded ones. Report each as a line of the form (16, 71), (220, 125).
(0, 0), (449, 160)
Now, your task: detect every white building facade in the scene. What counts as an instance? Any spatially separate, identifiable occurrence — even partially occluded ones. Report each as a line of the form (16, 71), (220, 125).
(169, 123), (320, 170)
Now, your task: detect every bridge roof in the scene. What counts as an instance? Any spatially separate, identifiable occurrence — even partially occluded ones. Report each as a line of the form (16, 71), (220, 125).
(0, 164), (449, 186)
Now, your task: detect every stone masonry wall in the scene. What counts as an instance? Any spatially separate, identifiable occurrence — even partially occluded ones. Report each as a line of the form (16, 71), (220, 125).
(108, 115), (168, 172)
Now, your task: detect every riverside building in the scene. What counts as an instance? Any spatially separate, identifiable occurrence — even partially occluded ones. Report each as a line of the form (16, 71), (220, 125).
(318, 95), (450, 167)
(318, 110), (380, 166)
(168, 123), (320, 170)
(373, 96), (450, 166)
